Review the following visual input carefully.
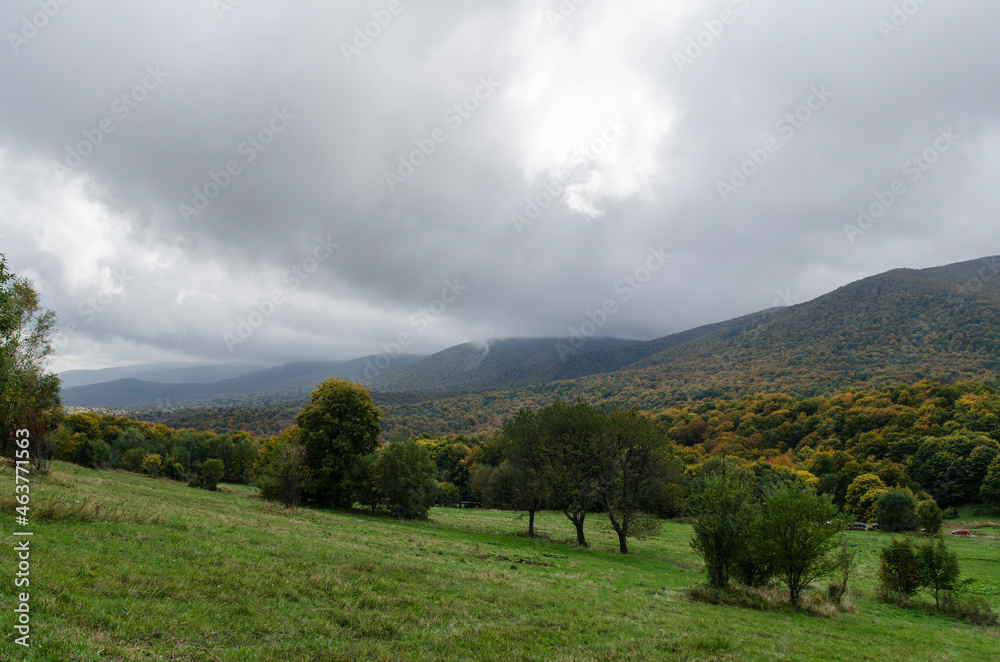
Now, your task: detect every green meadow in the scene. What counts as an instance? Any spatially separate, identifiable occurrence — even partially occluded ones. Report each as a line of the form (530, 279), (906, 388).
(1, 462), (998, 661)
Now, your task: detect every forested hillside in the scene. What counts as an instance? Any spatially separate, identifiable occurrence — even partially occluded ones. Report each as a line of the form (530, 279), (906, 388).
(109, 256), (1000, 439)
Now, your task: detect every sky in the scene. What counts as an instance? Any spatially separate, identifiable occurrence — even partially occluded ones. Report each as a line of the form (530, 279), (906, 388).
(1, 0), (999, 373)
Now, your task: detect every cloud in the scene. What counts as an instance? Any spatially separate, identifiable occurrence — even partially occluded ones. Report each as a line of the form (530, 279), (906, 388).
(1, 0), (999, 372)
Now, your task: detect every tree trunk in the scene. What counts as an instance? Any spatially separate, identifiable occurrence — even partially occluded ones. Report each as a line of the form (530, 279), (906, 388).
(609, 512), (628, 554)
(528, 509), (536, 537)
(617, 530), (628, 555)
(565, 509), (588, 547)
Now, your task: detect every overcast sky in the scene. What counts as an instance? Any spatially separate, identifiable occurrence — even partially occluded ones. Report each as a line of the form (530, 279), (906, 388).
(2, 1), (999, 373)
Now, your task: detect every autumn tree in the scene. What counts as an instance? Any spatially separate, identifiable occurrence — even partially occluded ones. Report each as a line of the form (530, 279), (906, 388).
(845, 473), (887, 522)
(982, 456), (1000, 510)
(916, 499), (943, 535)
(297, 378), (382, 506)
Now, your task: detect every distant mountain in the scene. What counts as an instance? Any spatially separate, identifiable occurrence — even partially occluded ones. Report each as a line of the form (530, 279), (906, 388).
(371, 256), (1000, 437)
(367, 336), (642, 392)
(60, 356), (424, 410)
(67, 256), (1000, 441)
(59, 362), (273, 389)
(367, 315), (767, 394)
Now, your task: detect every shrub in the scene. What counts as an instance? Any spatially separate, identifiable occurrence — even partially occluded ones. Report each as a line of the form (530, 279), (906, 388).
(877, 537), (921, 604)
(256, 442), (310, 507)
(828, 540), (860, 605)
(689, 469), (758, 589)
(120, 447), (148, 473)
(940, 591), (998, 626)
(759, 484), (847, 604)
(200, 459), (225, 491)
(942, 506), (959, 520)
(141, 453), (163, 477)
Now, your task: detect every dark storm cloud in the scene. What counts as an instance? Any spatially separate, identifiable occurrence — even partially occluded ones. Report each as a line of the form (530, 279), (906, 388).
(1, 1), (998, 370)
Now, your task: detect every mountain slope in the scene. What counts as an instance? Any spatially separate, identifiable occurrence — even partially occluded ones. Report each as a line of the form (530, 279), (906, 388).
(372, 256), (1000, 437)
(61, 356), (424, 409)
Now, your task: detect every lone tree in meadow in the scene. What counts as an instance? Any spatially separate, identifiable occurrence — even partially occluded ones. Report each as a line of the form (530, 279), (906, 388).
(917, 535), (959, 608)
(297, 378), (382, 506)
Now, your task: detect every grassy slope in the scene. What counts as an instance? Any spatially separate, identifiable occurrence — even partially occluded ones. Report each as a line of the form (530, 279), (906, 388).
(1, 463), (998, 661)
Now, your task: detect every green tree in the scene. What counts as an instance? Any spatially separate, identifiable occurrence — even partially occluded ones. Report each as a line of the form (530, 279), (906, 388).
(538, 401), (610, 548)
(917, 535), (959, 608)
(689, 469), (758, 589)
(916, 499), (943, 535)
(200, 458), (225, 491)
(876, 489), (919, 533)
(981, 456), (1000, 510)
(502, 409), (549, 537)
(296, 378), (382, 506)
(373, 440), (437, 519)
(0, 255), (60, 471)
(760, 484), (848, 604)
(601, 408), (671, 554)
(878, 537), (922, 603)
(256, 440), (310, 507)
(344, 451), (381, 512)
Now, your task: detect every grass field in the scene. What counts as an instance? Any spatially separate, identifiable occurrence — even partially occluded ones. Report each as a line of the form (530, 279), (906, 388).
(1, 461), (998, 661)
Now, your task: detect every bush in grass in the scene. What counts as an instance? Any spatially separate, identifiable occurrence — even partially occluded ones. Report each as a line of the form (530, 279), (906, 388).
(200, 459), (225, 491)
(942, 506), (959, 520)
(877, 537), (922, 604)
(828, 540), (860, 605)
(689, 469), (757, 589)
(120, 447), (148, 473)
(141, 453), (163, 477)
(256, 441), (310, 507)
(940, 591), (998, 626)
